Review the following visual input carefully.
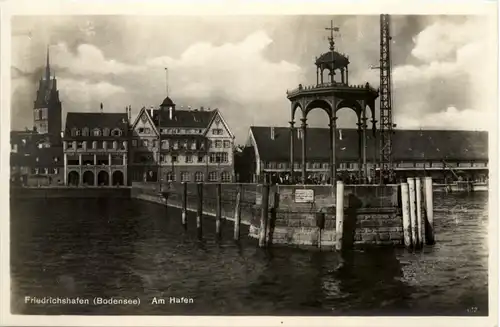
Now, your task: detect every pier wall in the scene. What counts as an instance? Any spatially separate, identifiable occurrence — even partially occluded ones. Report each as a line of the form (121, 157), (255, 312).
(249, 184), (402, 248)
(131, 182), (404, 249)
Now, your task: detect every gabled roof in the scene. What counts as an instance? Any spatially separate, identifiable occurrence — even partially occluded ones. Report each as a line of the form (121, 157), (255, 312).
(64, 112), (128, 139)
(249, 126), (489, 162)
(151, 109), (216, 129)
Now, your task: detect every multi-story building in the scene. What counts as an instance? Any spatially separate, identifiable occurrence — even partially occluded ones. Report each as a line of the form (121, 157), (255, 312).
(129, 96), (235, 183)
(10, 130), (64, 186)
(239, 126), (489, 184)
(62, 107), (130, 186)
(10, 49), (64, 186)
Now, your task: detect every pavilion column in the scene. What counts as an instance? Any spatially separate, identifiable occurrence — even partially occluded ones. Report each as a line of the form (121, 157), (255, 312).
(301, 117), (307, 184)
(289, 120), (295, 181)
(346, 66), (349, 85)
(316, 67), (319, 85)
(320, 69), (324, 84)
(341, 69), (345, 84)
(64, 153), (68, 185)
(329, 116), (337, 185)
(357, 118), (362, 182)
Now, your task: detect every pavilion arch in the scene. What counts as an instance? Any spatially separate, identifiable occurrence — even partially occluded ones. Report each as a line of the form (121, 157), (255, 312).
(304, 99), (333, 117)
(291, 102), (304, 121)
(335, 99), (363, 118)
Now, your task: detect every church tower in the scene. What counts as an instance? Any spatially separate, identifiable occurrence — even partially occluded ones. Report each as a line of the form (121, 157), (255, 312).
(33, 47), (62, 144)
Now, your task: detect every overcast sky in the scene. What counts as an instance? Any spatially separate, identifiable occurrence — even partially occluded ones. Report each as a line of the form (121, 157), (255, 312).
(11, 14), (496, 142)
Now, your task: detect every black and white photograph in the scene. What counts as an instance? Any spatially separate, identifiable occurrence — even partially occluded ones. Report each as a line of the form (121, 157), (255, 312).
(1, 1), (498, 326)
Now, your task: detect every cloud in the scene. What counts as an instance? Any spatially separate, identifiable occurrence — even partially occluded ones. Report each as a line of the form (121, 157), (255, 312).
(397, 106), (495, 131)
(51, 43), (141, 76)
(144, 30), (302, 104)
(57, 78), (127, 109)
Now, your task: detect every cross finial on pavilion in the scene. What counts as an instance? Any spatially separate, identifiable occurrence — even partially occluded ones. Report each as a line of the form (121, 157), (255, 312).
(325, 20), (340, 51)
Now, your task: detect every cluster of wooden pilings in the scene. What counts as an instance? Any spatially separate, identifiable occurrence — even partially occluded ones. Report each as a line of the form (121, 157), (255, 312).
(176, 182), (244, 240)
(173, 182), (280, 247)
(400, 177), (435, 250)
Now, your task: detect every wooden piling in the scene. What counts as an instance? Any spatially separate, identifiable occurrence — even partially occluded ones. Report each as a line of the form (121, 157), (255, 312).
(401, 182), (411, 248)
(233, 184), (242, 241)
(424, 176), (435, 245)
(259, 184), (270, 248)
(407, 177), (417, 250)
(181, 182), (187, 230)
(415, 177), (423, 248)
(196, 183), (203, 239)
(335, 180), (344, 251)
(215, 183), (222, 239)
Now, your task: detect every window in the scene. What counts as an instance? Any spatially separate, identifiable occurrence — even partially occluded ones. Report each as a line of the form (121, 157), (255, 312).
(132, 140), (138, 147)
(223, 140), (231, 148)
(113, 141), (118, 149)
(153, 140), (158, 148)
(172, 155), (178, 163)
(92, 141), (97, 149)
(44, 168), (49, 175)
(145, 128), (151, 134)
(111, 129), (122, 137)
(180, 172), (191, 182)
(54, 168), (59, 174)
(221, 172), (231, 182)
(103, 128), (110, 136)
(121, 141), (127, 150)
(212, 129), (223, 135)
(53, 157), (59, 163)
(166, 171), (176, 182)
(208, 171), (218, 182)
(191, 142), (197, 150)
(198, 155), (204, 163)
(173, 142), (179, 150)
(210, 152), (228, 163)
(142, 140), (149, 147)
(185, 155), (193, 163)
(215, 140), (222, 148)
(195, 172), (204, 182)
(162, 140), (169, 149)
(77, 142), (83, 149)
(93, 128), (101, 136)
(82, 127), (89, 136)
(138, 127), (144, 133)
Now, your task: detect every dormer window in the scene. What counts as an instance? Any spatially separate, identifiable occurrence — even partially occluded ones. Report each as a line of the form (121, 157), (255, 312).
(82, 127), (89, 136)
(93, 128), (102, 136)
(111, 128), (122, 137)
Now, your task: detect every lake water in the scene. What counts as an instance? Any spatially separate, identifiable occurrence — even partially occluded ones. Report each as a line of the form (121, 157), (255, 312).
(10, 192), (489, 316)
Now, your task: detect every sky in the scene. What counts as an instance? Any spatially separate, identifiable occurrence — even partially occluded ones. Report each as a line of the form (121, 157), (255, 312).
(10, 14), (496, 143)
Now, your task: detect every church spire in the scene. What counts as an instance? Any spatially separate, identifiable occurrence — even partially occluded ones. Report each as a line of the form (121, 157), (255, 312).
(45, 46), (51, 81)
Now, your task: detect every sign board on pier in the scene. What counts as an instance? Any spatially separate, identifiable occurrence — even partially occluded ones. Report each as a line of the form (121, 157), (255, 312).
(295, 189), (314, 203)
